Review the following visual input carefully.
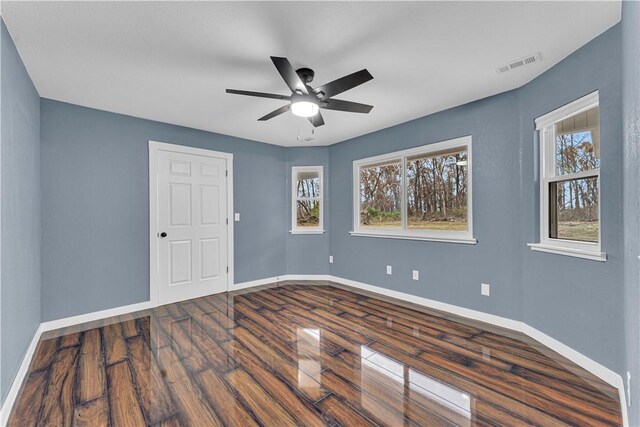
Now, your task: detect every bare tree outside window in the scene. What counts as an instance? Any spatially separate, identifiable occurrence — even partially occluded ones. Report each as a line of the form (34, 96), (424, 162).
(359, 161), (402, 228)
(407, 150), (468, 231)
(549, 106), (600, 243)
(531, 92), (602, 260)
(354, 136), (473, 241)
(293, 167), (323, 231)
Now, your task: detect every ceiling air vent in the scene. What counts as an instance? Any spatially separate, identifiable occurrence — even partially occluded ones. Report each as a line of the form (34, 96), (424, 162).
(496, 53), (542, 75)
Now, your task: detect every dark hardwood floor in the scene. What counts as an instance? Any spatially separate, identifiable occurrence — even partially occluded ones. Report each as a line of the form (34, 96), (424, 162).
(8, 281), (622, 426)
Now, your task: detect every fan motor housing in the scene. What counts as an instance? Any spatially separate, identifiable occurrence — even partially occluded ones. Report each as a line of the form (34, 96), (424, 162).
(296, 68), (315, 83)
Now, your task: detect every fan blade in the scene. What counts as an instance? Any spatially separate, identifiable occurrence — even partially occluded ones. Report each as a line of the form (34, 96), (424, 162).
(314, 69), (373, 99)
(270, 56), (309, 95)
(226, 89), (290, 101)
(308, 111), (325, 127)
(258, 104), (290, 121)
(322, 98), (373, 114)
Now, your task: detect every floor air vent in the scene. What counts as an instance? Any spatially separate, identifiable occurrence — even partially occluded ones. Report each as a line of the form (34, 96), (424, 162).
(496, 52), (542, 74)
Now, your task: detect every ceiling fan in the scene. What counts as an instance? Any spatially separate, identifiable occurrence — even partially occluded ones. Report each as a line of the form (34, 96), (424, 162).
(226, 56), (373, 127)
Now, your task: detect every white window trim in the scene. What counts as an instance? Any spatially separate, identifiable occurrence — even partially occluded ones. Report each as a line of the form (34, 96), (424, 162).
(291, 166), (324, 234)
(529, 91), (606, 262)
(350, 135), (476, 244)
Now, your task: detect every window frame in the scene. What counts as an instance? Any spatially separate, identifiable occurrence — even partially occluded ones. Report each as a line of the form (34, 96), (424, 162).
(291, 166), (324, 234)
(528, 91), (606, 261)
(350, 135), (475, 244)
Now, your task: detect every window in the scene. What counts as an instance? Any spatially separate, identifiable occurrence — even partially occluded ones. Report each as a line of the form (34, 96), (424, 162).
(291, 166), (323, 234)
(351, 136), (474, 243)
(529, 91), (605, 261)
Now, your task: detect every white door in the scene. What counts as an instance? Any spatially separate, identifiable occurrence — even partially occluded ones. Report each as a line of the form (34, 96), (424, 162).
(155, 148), (229, 305)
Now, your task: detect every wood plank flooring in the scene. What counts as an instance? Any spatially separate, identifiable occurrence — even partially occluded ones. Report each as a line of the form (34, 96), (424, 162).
(7, 281), (622, 426)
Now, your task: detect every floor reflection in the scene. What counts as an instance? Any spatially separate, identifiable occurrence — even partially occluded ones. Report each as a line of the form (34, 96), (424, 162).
(10, 282), (622, 427)
(296, 328), (322, 393)
(360, 344), (473, 426)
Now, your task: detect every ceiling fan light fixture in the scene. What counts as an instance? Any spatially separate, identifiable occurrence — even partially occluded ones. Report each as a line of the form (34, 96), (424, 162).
(291, 100), (319, 118)
(226, 56), (374, 127)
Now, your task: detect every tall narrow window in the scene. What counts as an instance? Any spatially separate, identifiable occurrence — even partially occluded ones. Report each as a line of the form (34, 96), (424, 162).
(352, 136), (474, 244)
(530, 91), (605, 261)
(292, 166), (324, 234)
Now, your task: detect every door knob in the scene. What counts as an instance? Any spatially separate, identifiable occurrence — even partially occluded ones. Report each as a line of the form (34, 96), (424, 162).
(160, 232), (167, 238)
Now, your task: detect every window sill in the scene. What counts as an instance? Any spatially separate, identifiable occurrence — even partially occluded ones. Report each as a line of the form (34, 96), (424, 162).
(349, 231), (477, 245)
(527, 243), (607, 262)
(290, 230), (325, 235)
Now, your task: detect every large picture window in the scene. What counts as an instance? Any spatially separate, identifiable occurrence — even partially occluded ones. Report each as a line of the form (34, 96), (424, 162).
(351, 136), (474, 243)
(291, 166), (324, 234)
(529, 91), (605, 261)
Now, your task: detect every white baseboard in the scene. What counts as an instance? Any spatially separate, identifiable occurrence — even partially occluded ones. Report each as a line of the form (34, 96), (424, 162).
(40, 301), (155, 333)
(280, 274), (332, 282)
(230, 274), (332, 291)
(0, 274), (629, 426)
(521, 323), (629, 426)
(0, 324), (44, 426)
(0, 276), (284, 423)
(323, 274), (629, 427)
(231, 276), (282, 291)
(327, 275), (523, 331)
(0, 300), (156, 426)
(247, 271), (629, 425)
(236, 272), (628, 410)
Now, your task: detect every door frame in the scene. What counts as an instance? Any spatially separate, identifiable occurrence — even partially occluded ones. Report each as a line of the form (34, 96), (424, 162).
(148, 140), (234, 306)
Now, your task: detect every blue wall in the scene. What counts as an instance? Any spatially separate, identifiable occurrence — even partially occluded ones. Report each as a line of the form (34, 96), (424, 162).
(39, 101), (336, 323)
(40, 100), (287, 321)
(622, 0), (640, 423)
(329, 24), (625, 375)
(0, 20), (41, 405)
(286, 147), (330, 275)
(329, 90), (524, 320)
(519, 25), (624, 375)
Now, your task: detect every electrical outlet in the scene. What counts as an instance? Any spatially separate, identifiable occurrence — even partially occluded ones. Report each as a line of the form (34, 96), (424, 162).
(386, 265), (392, 275)
(481, 283), (491, 296)
(329, 255), (334, 264)
(234, 213), (240, 222)
(412, 270), (419, 280)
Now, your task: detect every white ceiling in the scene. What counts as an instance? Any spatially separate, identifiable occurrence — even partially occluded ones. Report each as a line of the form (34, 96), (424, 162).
(2, 1), (621, 147)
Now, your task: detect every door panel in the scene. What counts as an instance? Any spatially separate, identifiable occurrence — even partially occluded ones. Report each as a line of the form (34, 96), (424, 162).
(157, 150), (228, 304)
(170, 240), (192, 284)
(200, 185), (220, 224)
(170, 184), (192, 226)
(200, 238), (220, 279)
